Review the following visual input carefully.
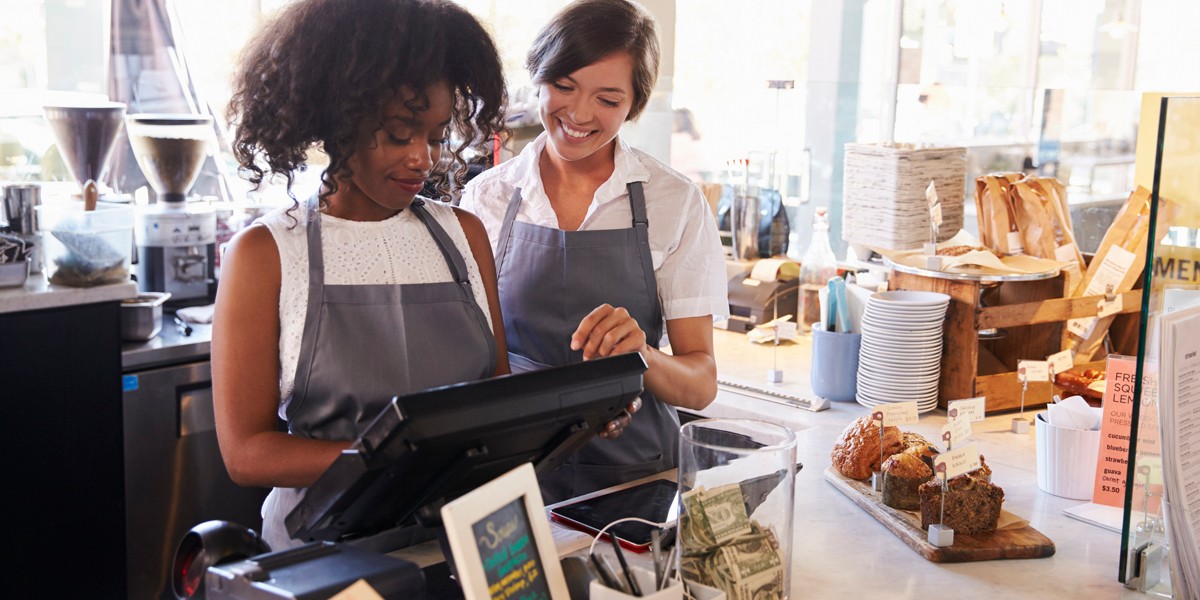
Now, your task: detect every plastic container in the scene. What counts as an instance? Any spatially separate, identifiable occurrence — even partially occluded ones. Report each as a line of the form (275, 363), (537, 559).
(0, 260), (30, 288)
(678, 419), (795, 600)
(1035, 411), (1102, 500)
(35, 201), (134, 287)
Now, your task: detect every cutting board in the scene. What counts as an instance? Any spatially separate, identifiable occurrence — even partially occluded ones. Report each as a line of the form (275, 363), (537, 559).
(824, 468), (1055, 562)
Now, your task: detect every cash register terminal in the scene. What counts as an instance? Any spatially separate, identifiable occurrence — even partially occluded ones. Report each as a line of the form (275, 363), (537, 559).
(177, 353), (647, 600)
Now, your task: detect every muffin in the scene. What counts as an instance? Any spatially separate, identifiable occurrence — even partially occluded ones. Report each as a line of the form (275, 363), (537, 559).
(831, 416), (905, 480)
(881, 452), (933, 511)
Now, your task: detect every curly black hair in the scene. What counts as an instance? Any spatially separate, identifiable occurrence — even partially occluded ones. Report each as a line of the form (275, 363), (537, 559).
(227, 0), (508, 205)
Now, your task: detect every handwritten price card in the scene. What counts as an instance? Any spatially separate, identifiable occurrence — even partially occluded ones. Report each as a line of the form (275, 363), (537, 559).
(873, 401), (920, 427)
(1047, 350), (1074, 377)
(472, 498), (552, 600)
(926, 180), (938, 207)
(947, 397), (987, 423)
(1018, 360), (1049, 382)
(934, 442), (981, 480)
(942, 409), (973, 447)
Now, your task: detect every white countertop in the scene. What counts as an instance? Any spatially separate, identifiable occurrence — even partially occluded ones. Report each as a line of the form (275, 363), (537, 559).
(690, 329), (1142, 599)
(0, 273), (137, 314)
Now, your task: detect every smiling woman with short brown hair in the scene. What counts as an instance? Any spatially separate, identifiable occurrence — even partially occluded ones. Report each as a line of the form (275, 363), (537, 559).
(461, 0), (729, 504)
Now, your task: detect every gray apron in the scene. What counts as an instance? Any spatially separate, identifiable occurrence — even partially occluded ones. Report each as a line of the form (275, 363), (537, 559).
(496, 182), (679, 504)
(261, 193), (498, 549)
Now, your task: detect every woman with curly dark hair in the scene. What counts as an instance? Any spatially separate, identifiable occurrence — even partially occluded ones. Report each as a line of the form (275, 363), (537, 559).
(211, 0), (539, 550)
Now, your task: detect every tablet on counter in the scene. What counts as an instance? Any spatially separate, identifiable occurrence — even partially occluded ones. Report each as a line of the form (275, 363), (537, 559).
(549, 479), (679, 553)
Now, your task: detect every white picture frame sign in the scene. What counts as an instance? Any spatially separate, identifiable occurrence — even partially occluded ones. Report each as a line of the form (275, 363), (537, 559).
(440, 463), (569, 600)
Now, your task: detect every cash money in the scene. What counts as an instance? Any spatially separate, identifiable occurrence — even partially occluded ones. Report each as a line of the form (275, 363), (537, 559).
(678, 485), (786, 600)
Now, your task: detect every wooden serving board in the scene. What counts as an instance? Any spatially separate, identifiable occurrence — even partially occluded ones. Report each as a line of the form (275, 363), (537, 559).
(824, 468), (1055, 562)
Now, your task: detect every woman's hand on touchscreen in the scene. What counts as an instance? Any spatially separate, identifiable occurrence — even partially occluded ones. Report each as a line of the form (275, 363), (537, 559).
(571, 303), (648, 361)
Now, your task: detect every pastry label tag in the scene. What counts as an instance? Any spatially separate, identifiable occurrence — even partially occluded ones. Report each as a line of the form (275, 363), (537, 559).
(930, 203), (943, 227)
(926, 180), (938, 207)
(934, 442), (981, 480)
(873, 401), (920, 426)
(1067, 316), (1099, 339)
(947, 397), (986, 423)
(1054, 243), (1078, 263)
(1097, 294), (1123, 318)
(942, 409), (972, 447)
(1018, 360), (1049, 383)
(1048, 349), (1074, 377)
(1007, 231), (1025, 255)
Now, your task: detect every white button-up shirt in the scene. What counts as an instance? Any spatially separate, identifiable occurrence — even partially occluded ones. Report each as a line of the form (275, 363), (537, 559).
(461, 133), (729, 321)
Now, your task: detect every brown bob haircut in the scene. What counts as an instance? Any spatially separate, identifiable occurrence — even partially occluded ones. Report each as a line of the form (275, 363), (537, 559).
(526, 0), (661, 121)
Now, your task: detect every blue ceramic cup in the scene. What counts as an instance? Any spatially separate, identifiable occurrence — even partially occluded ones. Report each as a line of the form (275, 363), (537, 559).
(810, 325), (861, 402)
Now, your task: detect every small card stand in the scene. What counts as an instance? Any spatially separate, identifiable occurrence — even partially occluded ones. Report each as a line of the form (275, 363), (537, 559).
(923, 242), (938, 255)
(592, 566), (683, 600)
(767, 369), (783, 383)
(1011, 418), (1031, 434)
(1012, 371), (1031, 434)
(924, 255), (943, 271)
(872, 471), (883, 492)
(928, 524), (954, 547)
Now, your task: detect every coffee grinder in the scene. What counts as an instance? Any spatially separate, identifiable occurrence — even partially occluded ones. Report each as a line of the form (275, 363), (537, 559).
(42, 102), (128, 200)
(125, 114), (217, 302)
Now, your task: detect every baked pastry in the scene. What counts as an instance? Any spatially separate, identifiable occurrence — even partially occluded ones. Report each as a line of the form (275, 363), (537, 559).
(918, 474), (1005, 534)
(936, 245), (1004, 259)
(881, 452), (933, 511)
(971, 455), (992, 482)
(1055, 369), (1105, 401)
(831, 416), (904, 480)
(901, 432), (940, 458)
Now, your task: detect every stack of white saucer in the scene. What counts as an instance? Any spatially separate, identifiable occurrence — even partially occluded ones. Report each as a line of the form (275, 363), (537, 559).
(856, 291), (951, 413)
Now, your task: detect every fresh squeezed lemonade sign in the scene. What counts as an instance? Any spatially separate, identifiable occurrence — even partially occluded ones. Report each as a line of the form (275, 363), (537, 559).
(473, 498), (552, 600)
(1091, 355), (1162, 509)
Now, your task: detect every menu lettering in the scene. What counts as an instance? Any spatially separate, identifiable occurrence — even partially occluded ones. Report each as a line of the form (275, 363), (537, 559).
(473, 498), (551, 600)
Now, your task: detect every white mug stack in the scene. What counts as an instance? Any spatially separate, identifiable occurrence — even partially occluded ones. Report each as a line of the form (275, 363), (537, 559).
(855, 291), (951, 414)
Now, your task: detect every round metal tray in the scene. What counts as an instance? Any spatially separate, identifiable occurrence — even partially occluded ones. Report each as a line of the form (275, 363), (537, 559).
(884, 257), (1060, 283)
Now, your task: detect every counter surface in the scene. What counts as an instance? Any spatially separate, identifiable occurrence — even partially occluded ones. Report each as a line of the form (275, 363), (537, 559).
(121, 315), (212, 371)
(0, 274), (136, 314)
(693, 329), (1141, 599)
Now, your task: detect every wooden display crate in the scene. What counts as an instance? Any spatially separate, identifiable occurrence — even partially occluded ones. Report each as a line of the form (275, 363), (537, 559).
(889, 269), (1141, 413)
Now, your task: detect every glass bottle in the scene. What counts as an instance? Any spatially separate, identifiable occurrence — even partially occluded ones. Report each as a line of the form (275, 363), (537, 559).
(799, 207), (838, 333)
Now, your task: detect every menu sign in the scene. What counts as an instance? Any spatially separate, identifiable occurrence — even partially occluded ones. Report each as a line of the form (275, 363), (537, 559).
(1092, 355), (1139, 508)
(472, 497), (552, 600)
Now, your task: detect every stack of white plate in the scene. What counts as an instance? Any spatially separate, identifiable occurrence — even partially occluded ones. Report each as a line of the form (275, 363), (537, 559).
(856, 291), (951, 413)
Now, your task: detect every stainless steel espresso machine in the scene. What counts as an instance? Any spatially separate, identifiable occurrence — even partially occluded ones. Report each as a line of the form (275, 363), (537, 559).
(126, 114), (217, 302)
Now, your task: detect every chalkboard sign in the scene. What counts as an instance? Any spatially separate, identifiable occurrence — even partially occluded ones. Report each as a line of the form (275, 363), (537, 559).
(472, 497), (552, 600)
(441, 464), (568, 600)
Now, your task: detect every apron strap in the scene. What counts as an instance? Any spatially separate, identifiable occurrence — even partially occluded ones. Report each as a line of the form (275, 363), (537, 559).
(409, 199), (471, 285)
(627, 182), (663, 340)
(289, 192), (329, 423)
(495, 187), (524, 271)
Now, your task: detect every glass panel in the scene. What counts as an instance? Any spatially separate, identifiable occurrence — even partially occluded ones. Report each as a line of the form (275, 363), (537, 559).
(1122, 95), (1200, 596)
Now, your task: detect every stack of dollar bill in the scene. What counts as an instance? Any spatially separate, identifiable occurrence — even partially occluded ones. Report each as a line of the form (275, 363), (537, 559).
(679, 484), (785, 600)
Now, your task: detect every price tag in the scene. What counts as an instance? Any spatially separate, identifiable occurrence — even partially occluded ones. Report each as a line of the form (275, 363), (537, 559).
(930, 203), (943, 226)
(1006, 231), (1025, 255)
(1054, 243), (1078, 263)
(1047, 349), (1074, 377)
(942, 409), (972, 447)
(1018, 360), (1049, 383)
(933, 442), (981, 480)
(1097, 294), (1123, 318)
(926, 180), (938, 207)
(872, 401), (920, 427)
(1067, 316), (1099, 339)
(947, 397), (986, 423)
